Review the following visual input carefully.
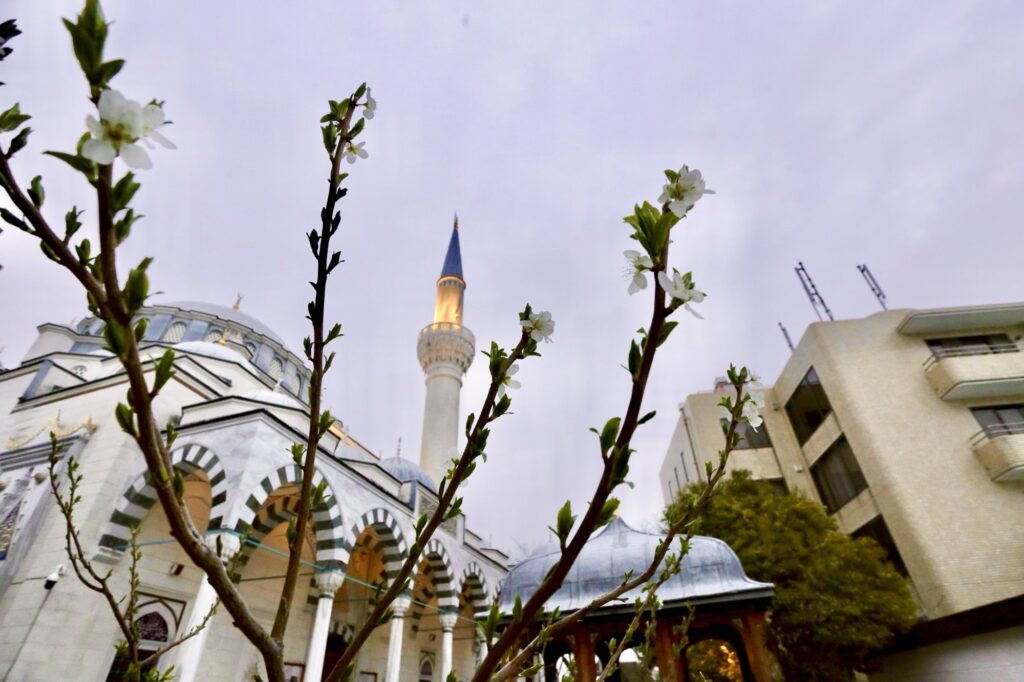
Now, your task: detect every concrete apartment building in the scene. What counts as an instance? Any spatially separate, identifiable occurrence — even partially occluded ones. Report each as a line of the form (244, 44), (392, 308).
(658, 302), (1024, 680)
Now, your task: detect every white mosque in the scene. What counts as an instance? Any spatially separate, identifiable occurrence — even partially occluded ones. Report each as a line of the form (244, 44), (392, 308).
(0, 224), (506, 681)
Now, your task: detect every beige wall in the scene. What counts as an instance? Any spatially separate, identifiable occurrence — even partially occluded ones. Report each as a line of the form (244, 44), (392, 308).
(659, 305), (1024, 620)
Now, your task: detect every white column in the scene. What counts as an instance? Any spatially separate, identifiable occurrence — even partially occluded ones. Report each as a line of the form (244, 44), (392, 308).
(476, 630), (488, 666)
(304, 570), (345, 682)
(176, 533), (241, 682)
(384, 596), (412, 682)
(439, 612), (458, 680)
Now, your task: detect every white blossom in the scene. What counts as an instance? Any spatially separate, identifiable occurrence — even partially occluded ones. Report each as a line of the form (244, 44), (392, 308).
(743, 391), (765, 429)
(521, 310), (555, 343)
(624, 249), (654, 295)
(658, 165), (714, 218)
(364, 88), (377, 120)
(344, 141), (368, 164)
(657, 270), (706, 318)
(82, 89), (174, 170)
(497, 363), (521, 399)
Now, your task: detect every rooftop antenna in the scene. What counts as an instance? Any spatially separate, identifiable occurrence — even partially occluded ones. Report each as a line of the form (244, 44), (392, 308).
(857, 264), (887, 310)
(778, 322), (794, 351)
(794, 261), (834, 321)
(396, 436), (403, 459)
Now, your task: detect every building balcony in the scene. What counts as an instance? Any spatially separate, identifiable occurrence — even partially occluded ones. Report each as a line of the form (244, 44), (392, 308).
(971, 424), (1024, 483)
(923, 344), (1024, 400)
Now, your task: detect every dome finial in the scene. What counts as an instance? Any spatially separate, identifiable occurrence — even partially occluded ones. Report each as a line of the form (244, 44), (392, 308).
(232, 293), (244, 311)
(453, 212), (459, 231)
(396, 436), (403, 459)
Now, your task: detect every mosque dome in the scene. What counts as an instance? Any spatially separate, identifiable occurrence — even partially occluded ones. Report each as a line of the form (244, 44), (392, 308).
(379, 457), (438, 493)
(498, 517), (772, 613)
(240, 389), (303, 409)
(174, 341), (254, 366)
(159, 300), (284, 344)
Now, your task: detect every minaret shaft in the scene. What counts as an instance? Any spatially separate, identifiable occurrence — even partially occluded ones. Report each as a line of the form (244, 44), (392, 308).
(418, 221), (474, 483)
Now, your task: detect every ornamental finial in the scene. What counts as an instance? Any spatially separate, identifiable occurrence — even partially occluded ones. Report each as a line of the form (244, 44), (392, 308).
(232, 293), (244, 310)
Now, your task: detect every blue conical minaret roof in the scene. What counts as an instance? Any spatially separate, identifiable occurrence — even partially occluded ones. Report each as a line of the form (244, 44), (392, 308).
(440, 215), (463, 280)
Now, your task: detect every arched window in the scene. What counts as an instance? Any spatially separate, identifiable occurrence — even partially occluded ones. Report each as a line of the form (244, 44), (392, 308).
(136, 612), (170, 645)
(419, 654), (434, 682)
(244, 341), (258, 359)
(163, 321), (187, 343)
(203, 327), (224, 343)
(104, 597), (184, 682)
(268, 356), (284, 381)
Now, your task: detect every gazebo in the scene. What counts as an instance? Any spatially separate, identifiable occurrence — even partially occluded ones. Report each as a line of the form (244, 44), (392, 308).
(497, 518), (776, 681)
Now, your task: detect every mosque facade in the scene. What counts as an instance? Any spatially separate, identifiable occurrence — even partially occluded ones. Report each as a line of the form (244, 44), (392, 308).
(0, 225), (507, 681)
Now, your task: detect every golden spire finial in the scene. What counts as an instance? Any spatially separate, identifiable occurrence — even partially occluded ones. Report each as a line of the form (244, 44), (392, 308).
(232, 293), (244, 311)
(218, 327), (231, 346)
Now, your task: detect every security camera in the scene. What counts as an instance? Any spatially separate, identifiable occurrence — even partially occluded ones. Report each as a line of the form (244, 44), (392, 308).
(44, 564), (66, 590)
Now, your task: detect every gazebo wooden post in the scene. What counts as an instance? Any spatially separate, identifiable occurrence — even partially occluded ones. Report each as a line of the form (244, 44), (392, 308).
(654, 617), (686, 682)
(738, 611), (774, 682)
(570, 628), (598, 682)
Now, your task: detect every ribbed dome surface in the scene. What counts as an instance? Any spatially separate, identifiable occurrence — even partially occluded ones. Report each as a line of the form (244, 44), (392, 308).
(160, 301), (284, 343)
(498, 517), (771, 613)
(379, 457), (437, 493)
(174, 341), (253, 367)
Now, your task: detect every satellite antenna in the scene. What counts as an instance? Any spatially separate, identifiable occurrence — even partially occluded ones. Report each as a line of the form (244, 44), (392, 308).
(857, 264), (887, 310)
(778, 322), (794, 351)
(794, 261), (833, 321)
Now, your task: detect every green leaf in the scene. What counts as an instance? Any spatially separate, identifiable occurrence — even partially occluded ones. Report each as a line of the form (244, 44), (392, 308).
(0, 102), (29, 131)
(64, 206), (83, 241)
(110, 172), (140, 213)
(628, 339), (641, 379)
(596, 497), (620, 527)
(43, 150), (96, 179)
(599, 417), (621, 454)
(115, 402), (136, 436)
(637, 410), (657, 426)
(555, 500), (576, 546)
(0, 207), (28, 232)
(657, 321), (678, 347)
(152, 349), (175, 395)
(122, 257), (152, 314)
(6, 126), (31, 157)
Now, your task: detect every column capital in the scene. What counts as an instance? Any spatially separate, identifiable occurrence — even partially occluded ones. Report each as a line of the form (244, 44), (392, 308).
(438, 612), (458, 631)
(204, 531), (241, 563)
(315, 570), (345, 598)
(391, 596), (412, 618)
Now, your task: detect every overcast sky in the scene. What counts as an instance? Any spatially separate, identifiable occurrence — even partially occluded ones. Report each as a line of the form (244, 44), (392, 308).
(3, 2), (1023, 555)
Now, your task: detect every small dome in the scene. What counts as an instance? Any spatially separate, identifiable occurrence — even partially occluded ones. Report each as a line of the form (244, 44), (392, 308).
(379, 457), (437, 493)
(158, 301), (284, 344)
(498, 517), (771, 613)
(174, 341), (253, 366)
(240, 390), (303, 409)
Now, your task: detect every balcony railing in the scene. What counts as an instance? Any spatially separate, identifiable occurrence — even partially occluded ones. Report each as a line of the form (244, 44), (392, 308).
(970, 421), (1024, 446)
(923, 343), (1019, 371)
(970, 422), (1024, 482)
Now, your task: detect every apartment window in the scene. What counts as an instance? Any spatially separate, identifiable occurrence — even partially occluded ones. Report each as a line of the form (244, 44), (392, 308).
(785, 367), (833, 445)
(853, 515), (907, 576)
(926, 334), (1017, 358)
(972, 404), (1024, 438)
(722, 419), (772, 450)
(810, 437), (867, 513)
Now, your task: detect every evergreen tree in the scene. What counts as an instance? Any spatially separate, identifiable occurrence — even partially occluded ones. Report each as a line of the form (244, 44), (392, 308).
(676, 471), (917, 681)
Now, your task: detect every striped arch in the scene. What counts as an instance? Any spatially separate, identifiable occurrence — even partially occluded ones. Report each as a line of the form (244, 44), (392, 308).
(98, 443), (228, 552)
(409, 538), (457, 634)
(233, 464), (348, 572)
(459, 561), (489, 609)
(347, 508), (409, 585)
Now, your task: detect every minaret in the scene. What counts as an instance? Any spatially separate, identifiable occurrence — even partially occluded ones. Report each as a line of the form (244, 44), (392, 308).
(417, 217), (475, 484)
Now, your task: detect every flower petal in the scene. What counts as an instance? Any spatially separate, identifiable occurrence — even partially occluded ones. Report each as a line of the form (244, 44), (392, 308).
(148, 129), (177, 150)
(82, 139), (116, 165)
(120, 143), (153, 170)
